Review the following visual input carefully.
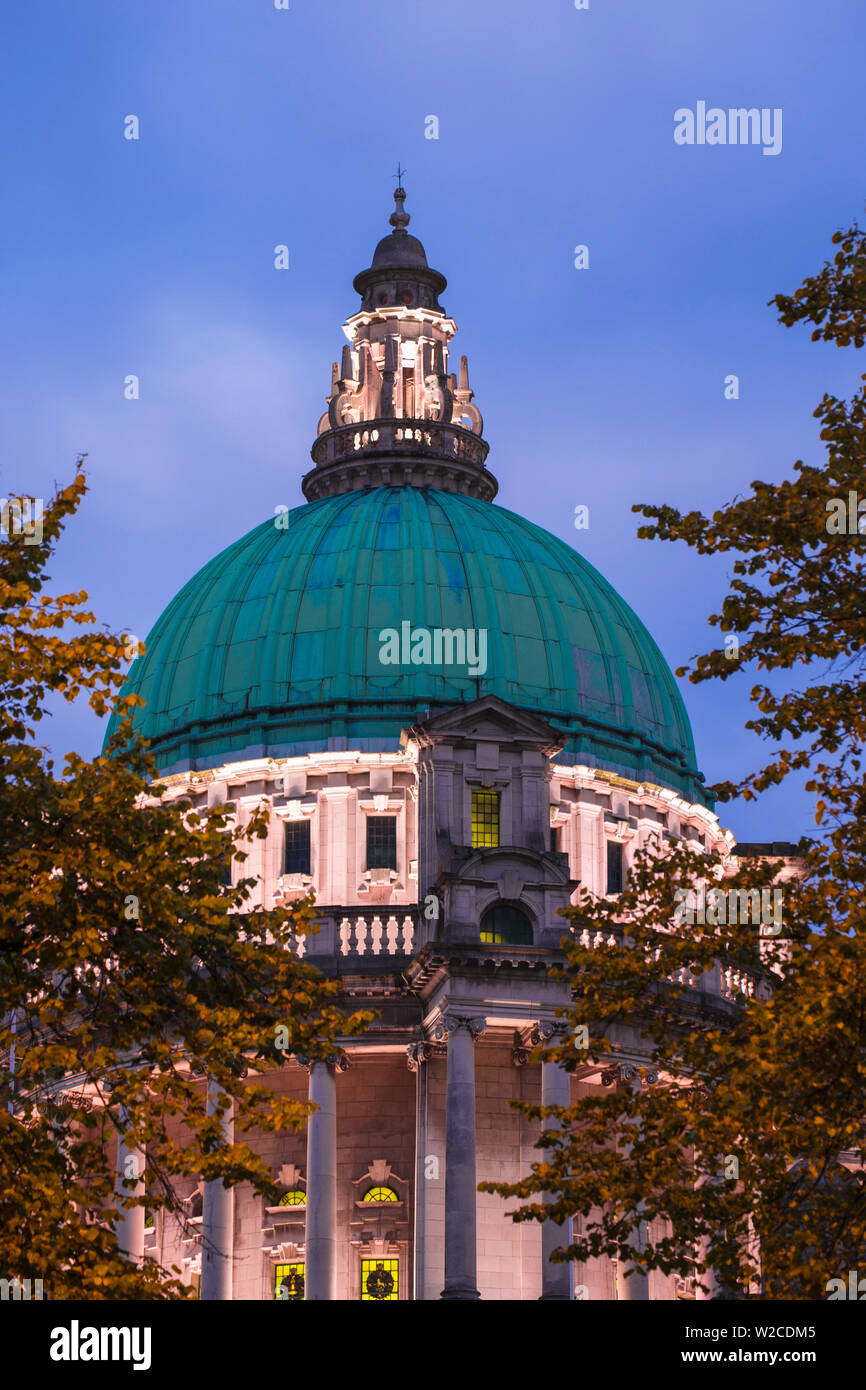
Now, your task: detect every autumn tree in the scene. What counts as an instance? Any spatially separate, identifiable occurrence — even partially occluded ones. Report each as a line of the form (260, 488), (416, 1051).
(481, 214), (866, 1299)
(0, 468), (369, 1298)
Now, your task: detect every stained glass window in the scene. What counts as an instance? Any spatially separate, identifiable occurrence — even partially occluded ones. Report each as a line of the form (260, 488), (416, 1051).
(362, 1186), (399, 1203)
(366, 816), (397, 870)
(360, 1258), (399, 1300)
(278, 1188), (306, 1207)
(471, 790), (500, 848)
(275, 1263), (304, 1301)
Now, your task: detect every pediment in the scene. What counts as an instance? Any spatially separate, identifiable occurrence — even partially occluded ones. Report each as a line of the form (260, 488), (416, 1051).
(403, 694), (565, 754)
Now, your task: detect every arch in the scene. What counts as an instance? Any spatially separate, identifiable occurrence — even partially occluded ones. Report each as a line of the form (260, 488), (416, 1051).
(278, 1188), (306, 1207)
(362, 1185), (399, 1204)
(480, 903), (533, 945)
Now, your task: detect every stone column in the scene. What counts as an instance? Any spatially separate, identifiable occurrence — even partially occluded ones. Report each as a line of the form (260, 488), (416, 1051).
(201, 1081), (235, 1301)
(408, 1041), (433, 1301)
(608, 1064), (653, 1301)
(694, 1154), (722, 1300)
(305, 1056), (345, 1300)
(114, 1111), (145, 1264)
(694, 1238), (720, 1300)
(538, 1021), (573, 1300)
(439, 1014), (485, 1300)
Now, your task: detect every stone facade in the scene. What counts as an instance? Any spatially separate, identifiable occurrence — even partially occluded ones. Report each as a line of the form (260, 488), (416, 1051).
(129, 693), (758, 1300)
(107, 191), (778, 1300)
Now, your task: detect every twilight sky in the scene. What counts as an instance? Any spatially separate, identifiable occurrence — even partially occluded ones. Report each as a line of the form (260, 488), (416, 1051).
(3, 0), (865, 842)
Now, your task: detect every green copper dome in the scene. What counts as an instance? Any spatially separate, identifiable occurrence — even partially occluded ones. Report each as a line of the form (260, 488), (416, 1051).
(108, 486), (706, 802)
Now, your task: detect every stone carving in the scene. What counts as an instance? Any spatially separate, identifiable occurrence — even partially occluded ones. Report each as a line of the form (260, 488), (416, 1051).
(537, 1019), (570, 1044)
(406, 1041), (433, 1071)
(599, 1062), (657, 1088)
(511, 1029), (530, 1068)
(434, 1013), (487, 1042)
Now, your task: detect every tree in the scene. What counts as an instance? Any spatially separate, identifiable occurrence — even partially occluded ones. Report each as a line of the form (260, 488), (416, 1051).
(0, 467), (370, 1298)
(480, 214), (866, 1299)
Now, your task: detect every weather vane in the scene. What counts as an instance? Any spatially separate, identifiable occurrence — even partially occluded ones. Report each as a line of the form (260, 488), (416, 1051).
(394, 162), (407, 190)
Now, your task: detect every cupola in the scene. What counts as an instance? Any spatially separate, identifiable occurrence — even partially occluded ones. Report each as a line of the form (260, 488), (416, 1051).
(302, 186), (496, 503)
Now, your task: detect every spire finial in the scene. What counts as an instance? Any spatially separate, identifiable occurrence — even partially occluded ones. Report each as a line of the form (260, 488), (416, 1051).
(390, 166), (410, 230)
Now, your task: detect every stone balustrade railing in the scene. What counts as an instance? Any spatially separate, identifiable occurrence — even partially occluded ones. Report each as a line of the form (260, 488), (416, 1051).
(570, 922), (769, 1002)
(303, 418), (496, 501)
(337, 911), (417, 958)
(311, 417), (489, 469)
(288, 907), (421, 960)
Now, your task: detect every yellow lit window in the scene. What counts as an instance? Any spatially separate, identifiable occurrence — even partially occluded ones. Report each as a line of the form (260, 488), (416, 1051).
(275, 1263), (304, 1301)
(479, 904), (532, 945)
(278, 1188), (306, 1206)
(362, 1185), (399, 1203)
(360, 1257), (399, 1300)
(471, 790), (500, 848)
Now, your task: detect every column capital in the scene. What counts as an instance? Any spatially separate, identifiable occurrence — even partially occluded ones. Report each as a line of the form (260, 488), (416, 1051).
(537, 1019), (571, 1044)
(295, 1053), (350, 1072)
(436, 1013), (486, 1042)
(511, 1028), (531, 1067)
(406, 1041), (433, 1071)
(600, 1062), (658, 1089)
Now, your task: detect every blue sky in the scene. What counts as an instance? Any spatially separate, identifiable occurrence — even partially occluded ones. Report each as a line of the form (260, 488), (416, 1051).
(3, 0), (865, 841)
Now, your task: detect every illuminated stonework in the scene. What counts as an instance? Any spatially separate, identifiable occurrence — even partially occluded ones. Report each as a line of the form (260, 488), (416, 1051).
(105, 190), (791, 1301)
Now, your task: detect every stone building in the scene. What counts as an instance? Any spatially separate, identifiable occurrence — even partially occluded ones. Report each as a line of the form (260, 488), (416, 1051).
(111, 189), (775, 1301)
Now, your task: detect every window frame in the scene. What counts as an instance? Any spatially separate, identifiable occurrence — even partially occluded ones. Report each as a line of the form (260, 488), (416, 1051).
(606, 838), (625, 895)
(365, 814), (398, 871)
(283, 819), (312, 876)
(471, 789), (500, 849)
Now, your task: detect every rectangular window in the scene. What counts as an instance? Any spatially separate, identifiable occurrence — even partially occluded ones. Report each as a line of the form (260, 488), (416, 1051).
(275, 1263), (304, 1301)
(366, 815), (397, 870)
(550, 826), (560, 853)
(606, 839), (624, 895)
(360, 1257), (399, 1301)
(402, 367), (415, 419)
(471, 790), (500, 848)
(284, 819), (311, 875)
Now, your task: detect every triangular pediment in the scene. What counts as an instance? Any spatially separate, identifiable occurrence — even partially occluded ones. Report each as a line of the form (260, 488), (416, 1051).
(403, 694), (566, 754)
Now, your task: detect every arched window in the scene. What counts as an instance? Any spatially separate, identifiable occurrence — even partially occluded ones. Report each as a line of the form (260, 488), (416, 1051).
(362, 1185), (399, 1204)
(480, 904), (533, 945)
(278, 1188), (306, 1207)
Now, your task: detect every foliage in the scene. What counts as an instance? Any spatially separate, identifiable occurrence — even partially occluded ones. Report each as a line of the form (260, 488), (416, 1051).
(0, 469), (370, 1298)
(481, 215), (866, 1299)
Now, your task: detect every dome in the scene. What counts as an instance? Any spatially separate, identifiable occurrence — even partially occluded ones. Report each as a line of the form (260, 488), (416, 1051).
(370, 231), (429, 271)
(108, 486), (706, 802)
